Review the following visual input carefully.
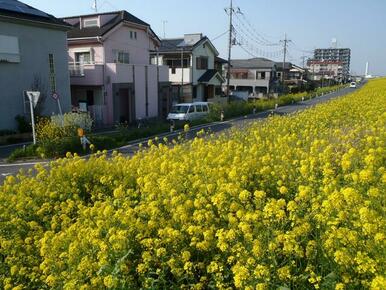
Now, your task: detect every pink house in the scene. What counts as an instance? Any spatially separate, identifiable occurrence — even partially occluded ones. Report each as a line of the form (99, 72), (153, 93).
(62, 11), (171, 126)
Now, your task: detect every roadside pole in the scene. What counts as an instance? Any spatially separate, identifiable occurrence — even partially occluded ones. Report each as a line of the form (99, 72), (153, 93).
(52, 92), (64, 126)
(25, 91), (40, 145)
(29, 97), (36, 145)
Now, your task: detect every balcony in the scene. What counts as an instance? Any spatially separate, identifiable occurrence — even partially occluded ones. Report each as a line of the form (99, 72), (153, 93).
(69, 62), (170, 87)
(69, 62), (104, 86)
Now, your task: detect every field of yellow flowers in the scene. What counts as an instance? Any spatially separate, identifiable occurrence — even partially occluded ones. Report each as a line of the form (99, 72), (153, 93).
(1, 79), (385, 289)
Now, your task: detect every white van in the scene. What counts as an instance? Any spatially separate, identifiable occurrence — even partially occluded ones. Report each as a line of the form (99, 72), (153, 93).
(167, 102), (210, 121)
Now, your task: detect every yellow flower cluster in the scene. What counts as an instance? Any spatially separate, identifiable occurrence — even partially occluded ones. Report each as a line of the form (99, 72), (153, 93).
(1, 80), (385, 289)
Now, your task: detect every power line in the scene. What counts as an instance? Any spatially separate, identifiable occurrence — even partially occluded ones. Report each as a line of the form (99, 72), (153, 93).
(211, 30), (229, 42)
(239, 44), (258, 58)
(232, 7), (281, 47)
(233, 13), (280, 47)
(233, 26), (284, 58)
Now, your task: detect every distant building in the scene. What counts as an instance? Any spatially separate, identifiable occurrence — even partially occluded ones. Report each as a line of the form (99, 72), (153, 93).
(306, 60), (343, 82)
(0, 0), (72, 130)
(313, 48), (351, 81)
(225, 58), (277, 96)
(151, 34), (226, 104)
(63, 11), (171, 125)
(275, 62), (307, 87)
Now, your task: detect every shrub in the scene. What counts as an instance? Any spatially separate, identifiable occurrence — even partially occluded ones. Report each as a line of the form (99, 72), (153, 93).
(51, 112), (93, 131)
(7, 144), (38, 162)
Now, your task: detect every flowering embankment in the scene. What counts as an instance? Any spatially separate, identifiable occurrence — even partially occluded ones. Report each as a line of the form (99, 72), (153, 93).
(1, 80), (385, 289)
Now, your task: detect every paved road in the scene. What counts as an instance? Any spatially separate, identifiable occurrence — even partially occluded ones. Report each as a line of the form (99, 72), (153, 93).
(0, 85), (361, 184)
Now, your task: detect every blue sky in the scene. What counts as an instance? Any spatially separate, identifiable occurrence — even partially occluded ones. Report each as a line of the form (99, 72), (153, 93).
(23, 0), (386, 76)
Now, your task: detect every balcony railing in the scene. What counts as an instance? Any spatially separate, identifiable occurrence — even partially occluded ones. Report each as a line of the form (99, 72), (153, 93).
(68, 62), (105, 86)
(69, 62), (86, 77)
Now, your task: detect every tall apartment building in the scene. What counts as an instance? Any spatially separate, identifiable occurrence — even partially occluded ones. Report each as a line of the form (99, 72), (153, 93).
(313, 48), (351, 81)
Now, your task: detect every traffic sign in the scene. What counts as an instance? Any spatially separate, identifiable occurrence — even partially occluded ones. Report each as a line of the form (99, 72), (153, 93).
(52, 92), (59, 100)
(26, 91), (40, 108)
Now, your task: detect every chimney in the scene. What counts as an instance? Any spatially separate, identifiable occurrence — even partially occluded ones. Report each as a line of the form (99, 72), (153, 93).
(184, 33), (202, 45)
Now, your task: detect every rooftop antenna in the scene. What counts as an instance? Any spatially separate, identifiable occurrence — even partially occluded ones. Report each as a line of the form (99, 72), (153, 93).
(92, 0), (98, 12)
(162, 20), (168, 38)
(331, 38), (337, 48)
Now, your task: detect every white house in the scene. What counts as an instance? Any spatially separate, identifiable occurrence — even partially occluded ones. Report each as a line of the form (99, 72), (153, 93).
(225, 58), (277, 96)
(151, 33), (226, 103)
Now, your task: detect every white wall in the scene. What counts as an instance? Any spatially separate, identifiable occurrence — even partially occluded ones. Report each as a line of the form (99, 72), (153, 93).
(169, 68), (191, 84)
(192, 40), (215, 85)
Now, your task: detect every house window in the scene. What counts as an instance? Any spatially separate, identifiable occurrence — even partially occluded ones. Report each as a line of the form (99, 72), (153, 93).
(116, 51), (130, 64)
(196, 56), (208, 70)
(0, 35), (20, 63)
(83, 18), (99, 28)
(130, 31), (137, 39)
(261, 72), (266, 79)
(165, 58), (189, 68)
(48, 54), (56, 93)
(75, 51), (92, 64)
(171, 67), (176, 74)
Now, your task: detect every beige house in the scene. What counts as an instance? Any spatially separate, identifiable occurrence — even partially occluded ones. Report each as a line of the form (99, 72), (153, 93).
(151, 34), (226, 104)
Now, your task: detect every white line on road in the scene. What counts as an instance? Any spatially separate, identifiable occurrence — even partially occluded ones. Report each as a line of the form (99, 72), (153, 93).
(0, 161), (47, 168)
(0, 142), (32, 149)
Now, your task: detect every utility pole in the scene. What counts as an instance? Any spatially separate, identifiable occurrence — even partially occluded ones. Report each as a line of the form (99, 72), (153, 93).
(280, 33), (291, 83)
(181, 48), (184, 102)
(226, 0), (234, 100)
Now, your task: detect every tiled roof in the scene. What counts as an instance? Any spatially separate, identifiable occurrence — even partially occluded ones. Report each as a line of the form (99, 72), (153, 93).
(215, 56), (228, 64)
(197, 69), (219, 83)
(159, 38), (189, 52)
(158, 36), (210, 53)
(63, 11), (158, 40)
(229, 58), (275, 69)
(275, 62), (292, 70)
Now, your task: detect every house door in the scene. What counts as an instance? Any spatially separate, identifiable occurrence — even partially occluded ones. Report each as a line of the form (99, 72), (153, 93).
(119, 88), (133, 123)
(204, 85), (214, 101)
(86, 90), (94, 106)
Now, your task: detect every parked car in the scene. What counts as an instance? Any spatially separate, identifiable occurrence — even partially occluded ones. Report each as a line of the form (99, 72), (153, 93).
(167, 102), (210, 121)
(350, 82), (357, 88)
